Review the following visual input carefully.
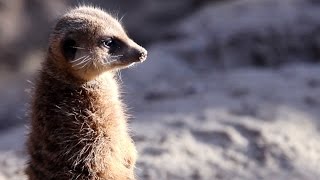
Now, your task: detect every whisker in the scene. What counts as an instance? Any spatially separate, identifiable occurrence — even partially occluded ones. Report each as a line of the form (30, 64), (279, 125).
(117, 70), (123, 83)
(70, 55), (89, 63)
(78, 58), (92, 69)
(110, 55), (123, 58)
(72, 56), (90, 68)
(102, 58), (121, 65)
(71, 46), (87, 50)
(72, 59), (89, 67)
(119, 14), (126, 23)
(100, 54), (124, 65)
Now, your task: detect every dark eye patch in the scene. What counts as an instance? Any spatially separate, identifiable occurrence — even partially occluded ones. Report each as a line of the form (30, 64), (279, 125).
(62, 38), (77, 60)
(101, 37), (124, 54)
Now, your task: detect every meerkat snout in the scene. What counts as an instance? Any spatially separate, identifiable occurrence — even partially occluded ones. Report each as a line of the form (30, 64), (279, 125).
(125, 46), (147, 63)
(125, 40), (148, 63)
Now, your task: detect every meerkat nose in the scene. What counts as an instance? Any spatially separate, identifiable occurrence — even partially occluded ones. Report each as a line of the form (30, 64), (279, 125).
(139, 48), (148, 62)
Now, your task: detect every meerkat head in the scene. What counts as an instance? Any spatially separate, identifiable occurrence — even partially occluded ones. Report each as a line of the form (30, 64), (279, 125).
(48, 6), (147, 80)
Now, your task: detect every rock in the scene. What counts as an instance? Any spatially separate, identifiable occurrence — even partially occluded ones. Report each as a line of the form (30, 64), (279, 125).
(167, 0), (320, 70)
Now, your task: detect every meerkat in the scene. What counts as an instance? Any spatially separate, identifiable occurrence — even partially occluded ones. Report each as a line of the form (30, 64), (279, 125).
(26, 6), (147, 180)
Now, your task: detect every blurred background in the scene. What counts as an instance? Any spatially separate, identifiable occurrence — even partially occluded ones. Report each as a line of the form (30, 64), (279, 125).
(1, 0), (320, 179)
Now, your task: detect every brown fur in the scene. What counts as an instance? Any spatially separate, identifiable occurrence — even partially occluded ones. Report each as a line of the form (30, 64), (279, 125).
(26, 6), (147, 180)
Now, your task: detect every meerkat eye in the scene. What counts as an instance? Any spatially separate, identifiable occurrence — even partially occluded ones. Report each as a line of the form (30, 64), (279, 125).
(102, 38), (116, 49)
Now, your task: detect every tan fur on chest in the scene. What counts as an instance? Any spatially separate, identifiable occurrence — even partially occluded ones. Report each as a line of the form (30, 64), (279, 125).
(27, 72), (137, 180)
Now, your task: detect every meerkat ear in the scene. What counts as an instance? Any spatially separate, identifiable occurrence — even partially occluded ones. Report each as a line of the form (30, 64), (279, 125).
(62, 38), (77, 61)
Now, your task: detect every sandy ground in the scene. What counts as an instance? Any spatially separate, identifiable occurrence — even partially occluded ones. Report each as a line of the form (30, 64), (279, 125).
(0, 63), (320, 180)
